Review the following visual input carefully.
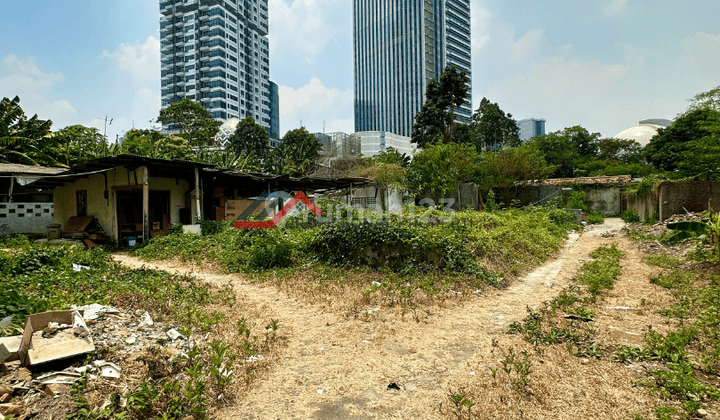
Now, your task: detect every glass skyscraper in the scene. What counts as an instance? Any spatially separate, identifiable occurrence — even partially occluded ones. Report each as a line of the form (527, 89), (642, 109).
(353, 0), (472, 137)
(159, 0), (274, 132)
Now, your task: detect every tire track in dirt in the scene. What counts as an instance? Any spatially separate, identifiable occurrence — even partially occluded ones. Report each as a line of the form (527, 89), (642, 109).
(112, 219), (626, 419)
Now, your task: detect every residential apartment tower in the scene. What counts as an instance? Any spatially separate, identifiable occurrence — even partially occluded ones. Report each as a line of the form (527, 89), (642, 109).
(353, 0), (473, 137)
(160, 0), (274, 133)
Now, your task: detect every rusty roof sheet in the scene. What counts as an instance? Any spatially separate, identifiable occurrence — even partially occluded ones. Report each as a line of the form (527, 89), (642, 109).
(518, 175), (633, 186)
(0, 163), (67, 175)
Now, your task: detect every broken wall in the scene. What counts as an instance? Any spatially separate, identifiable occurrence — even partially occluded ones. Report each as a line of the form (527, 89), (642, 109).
(658, 180), (720, 221)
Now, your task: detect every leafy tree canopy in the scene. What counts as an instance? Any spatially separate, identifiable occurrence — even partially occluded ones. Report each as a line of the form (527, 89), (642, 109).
(267, 127), (322, 175)
(411, 65), (469, 148)
(407, 142), (480, 198)
(120, 129), (194, 161)
(227, 116), (270, 167)
(477, 144), (556, 204)
(49, 125), (111, 167)
(644, 108), (720, 172)
(358, 147), (411, 190)
(470, 97), (520, 151)
(677, 112), (720, 177)
(526, 126), (601, 178)
(157, 98), (221, 147)
(688, 84), (720, 112)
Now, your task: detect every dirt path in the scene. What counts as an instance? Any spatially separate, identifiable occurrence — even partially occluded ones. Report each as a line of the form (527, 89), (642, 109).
(112, 218), (629, 419)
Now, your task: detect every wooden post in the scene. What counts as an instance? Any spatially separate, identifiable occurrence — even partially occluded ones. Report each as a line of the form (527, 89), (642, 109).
(8, 176), (14, 203)
(194, 166), (201, 223)
(142, 166), (149, 242)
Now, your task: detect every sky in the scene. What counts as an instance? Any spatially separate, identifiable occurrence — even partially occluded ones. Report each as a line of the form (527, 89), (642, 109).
(1, 0), (719, 143)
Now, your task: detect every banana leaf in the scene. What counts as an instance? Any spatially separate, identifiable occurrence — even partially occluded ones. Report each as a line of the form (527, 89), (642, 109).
(666, 221), (708, 232)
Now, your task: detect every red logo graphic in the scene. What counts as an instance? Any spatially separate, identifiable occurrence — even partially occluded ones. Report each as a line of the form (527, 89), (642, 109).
(234, 191), (324, 229)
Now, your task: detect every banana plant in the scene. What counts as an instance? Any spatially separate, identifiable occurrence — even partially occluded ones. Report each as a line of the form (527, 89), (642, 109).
(667, 214), (720, 258)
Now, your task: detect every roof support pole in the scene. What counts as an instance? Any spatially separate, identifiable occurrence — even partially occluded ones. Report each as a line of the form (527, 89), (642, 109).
(194, 166), (202, 223)
(8, 176), (14, 203)
(142, 166), (149, 243)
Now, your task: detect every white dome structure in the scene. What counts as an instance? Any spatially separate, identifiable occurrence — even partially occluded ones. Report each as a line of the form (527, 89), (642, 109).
(215, 117), (241, 147)
(613, 119), (673, 147)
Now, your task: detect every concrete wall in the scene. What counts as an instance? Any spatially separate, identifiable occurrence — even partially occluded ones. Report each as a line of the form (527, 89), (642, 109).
(658, 180), (720, 221)
(0, 202), (54, 235)
(53, 166), (192, 240)
(585, 187), (624, 216)
(515, 184), (624, 215)
(627, 192), (657, 222)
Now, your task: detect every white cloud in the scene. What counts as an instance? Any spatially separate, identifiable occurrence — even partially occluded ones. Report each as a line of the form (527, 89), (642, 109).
(0, 54), (77, 128)
(606, 0), (628, 15)
(512, 30), (544, 61)
(486, 30), (720, 138)
(269, 0), (341, 58)
(101, 37), (160, 81)
(278, 78), (353, 136)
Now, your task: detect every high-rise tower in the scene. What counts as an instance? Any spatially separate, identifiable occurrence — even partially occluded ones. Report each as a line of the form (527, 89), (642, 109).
(160, 0), (273, 136)
(353, 0), (472, 137)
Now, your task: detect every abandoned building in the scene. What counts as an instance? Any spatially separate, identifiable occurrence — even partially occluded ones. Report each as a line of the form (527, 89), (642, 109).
(29, 155), (367, 244)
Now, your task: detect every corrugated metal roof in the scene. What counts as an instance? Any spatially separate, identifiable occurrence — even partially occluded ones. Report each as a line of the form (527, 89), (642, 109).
(518, 175), (633, 186)
(0, 163), (67, 175)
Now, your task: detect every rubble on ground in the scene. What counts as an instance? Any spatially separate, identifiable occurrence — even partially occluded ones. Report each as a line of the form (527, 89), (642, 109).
(629, 212), (714, 258)
(0, 305), (192, 419)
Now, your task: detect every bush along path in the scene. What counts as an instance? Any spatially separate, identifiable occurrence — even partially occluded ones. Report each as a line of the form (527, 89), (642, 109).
(110, 219), (641, 419)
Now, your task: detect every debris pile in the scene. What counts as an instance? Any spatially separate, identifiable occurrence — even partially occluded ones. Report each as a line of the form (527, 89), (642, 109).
(0, 304), (191, 419)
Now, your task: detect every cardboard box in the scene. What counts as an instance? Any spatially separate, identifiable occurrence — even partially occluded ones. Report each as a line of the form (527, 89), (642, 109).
(213, 187), (225, 198)
(18, 311), (95, 366)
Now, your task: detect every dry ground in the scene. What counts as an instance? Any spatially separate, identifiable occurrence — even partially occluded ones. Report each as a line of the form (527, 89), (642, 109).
(112, 218), (706, 419)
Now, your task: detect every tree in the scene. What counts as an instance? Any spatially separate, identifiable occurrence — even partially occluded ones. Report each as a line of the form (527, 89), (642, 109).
(358, 147), (411, 190)
(157, 98), (221, 147)
(195, 148), (258, 171)
(477, 145), (556, 204)
(267, 127), (322, 175)
(0, 96), (54, 165)
(49, 125), (110, 167)
(411, 65), (469, 148)
(470, 97), (520, 151)
(407, 142), (481, 199)
(688, 85), (720, 112)
(120, 129), (194, 161)
(227, 116), (270, 167)
(527, 126), (601, 178)
(645, 108), (720, 172)
(677, 112), (720, 177)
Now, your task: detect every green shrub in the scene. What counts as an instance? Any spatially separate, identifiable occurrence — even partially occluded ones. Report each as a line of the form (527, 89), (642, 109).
(167, 222), (184, 235)
(566, 190), (588, 212)
(583, 211), (605, 225)
(621, 210), (641, 223)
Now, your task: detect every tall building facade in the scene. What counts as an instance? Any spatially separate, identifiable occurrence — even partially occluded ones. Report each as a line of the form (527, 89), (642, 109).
(517, 118), (546, 141)
(353, 0), (472, 137)
(160, 0), (273, 132)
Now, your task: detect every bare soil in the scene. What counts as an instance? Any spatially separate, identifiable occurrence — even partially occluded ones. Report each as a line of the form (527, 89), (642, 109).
(111, 218), (712, 419)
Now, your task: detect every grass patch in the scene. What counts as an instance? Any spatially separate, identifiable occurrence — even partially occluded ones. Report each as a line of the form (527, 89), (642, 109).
(134, 205), (577, 309)
(645, 253), (683, 269)
(0, 241), (232, 336)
